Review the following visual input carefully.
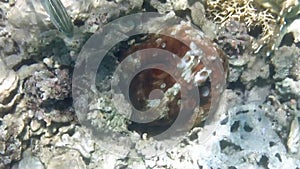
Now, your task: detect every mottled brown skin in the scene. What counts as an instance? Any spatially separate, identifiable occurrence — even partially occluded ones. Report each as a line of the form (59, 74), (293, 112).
(119, 24), (228, 135)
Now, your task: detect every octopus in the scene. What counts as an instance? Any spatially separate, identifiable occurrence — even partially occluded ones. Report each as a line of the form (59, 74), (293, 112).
(115, 21), (228, 135)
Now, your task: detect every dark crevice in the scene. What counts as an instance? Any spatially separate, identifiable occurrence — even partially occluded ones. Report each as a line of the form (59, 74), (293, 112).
(174, 9), (191, 20)
(275, 153), (282, 162)
(279, 32), (294, 47)
(12, 59), (37, 71)
(142, 1), (158, 12)
(228, 166), (237, 169)
(243, 122), (253, 132)
(248, 25), (263, 39)
(269, 141), (275, 147)
(230, 121), (240, 132)
(227, 81), (245, 93)
(236, 110), (249, 115)
(219, 140), (242, 151)
(257, 155), (269, 168)
(73, 18), (85, 27)
(220, 117), (229, 125)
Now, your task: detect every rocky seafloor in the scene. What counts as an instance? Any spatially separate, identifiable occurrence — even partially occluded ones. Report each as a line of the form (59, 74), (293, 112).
(0, 0), (300, 169)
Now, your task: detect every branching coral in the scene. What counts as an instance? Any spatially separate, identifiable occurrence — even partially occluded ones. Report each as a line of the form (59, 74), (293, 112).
(206, 0), (278, 52)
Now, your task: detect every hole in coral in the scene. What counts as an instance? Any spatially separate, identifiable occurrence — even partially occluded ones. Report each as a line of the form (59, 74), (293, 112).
(230, 120), (240, 132)
(220, 117), (228, 125)
(0, 8), (4, 20)
(158, 0), (167, 3)
(219, 140), (242, 153)
(236, 110), (249, 115)
(188, 131), (198, 141)
(243, 122), (253, 132)
(248, 25), (263, 39)
(12, 59), (37, 71)
(222, 43), (239, 56)
(175, 9), (191, 19)
(73, 18), (85, 27)
(227, 81), (245, 93)
(269, 141), (275, 147)
(279, 32), (294, 47)
(228, 166), (237, 169)
(142, 0), (158, 12)
(258, 155), (269, 168)
(275, 153), (282, 162)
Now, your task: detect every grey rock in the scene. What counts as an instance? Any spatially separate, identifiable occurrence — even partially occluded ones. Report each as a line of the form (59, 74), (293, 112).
(271, 45), (300, 80)
(276, 78), (300, 99)
(17, 151), (44, 169)
(241, 57), (269, 88)
(0, 58), (20, 113)
(47, 150), (86, 169)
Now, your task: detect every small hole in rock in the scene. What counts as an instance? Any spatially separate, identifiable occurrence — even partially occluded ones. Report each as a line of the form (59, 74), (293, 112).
(189, 131), (198, 141)
(258, 155), (269, 168)
(228, 166), (237, 169)
(236, 110), (248, 115)
(269, 141), (275, 147)
(230, 121), (240, 132)
(279, 32), (294, 47)
(275, 153), (282, 162)
(73, 18), (85, 27)
(219, 140), (242, 152)
(248, 25), (263, 39)
(220, 117), (228, 125)
(243, 122), (253, 132)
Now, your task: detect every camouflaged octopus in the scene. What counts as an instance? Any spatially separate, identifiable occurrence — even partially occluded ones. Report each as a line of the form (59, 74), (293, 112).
(117, 21), (228, 134)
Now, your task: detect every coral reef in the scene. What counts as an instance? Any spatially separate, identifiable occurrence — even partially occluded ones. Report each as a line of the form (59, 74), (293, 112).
(271, 45), (300, 80)
(0, 114), (23, 168)
(206, 0), (300, 54)
(215, 20), (252, 82)
(0, 0), (299, 168)
(206, 0), (277, 51)
(23, 68), (74, 125)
